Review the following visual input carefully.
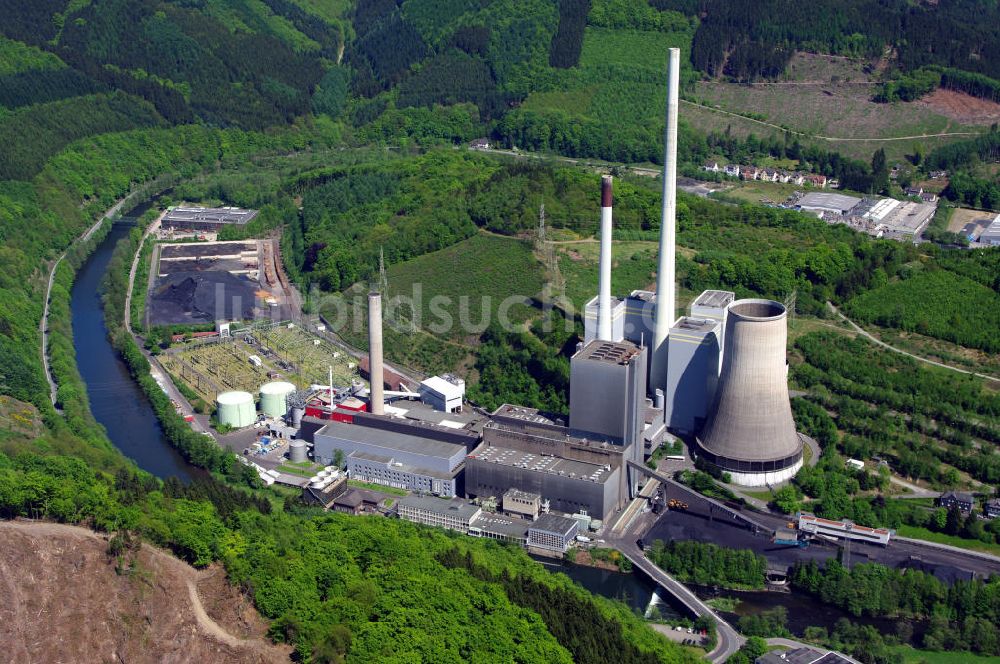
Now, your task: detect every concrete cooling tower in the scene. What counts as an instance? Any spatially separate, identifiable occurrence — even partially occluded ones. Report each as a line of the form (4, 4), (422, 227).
(696, 299), (803, 486)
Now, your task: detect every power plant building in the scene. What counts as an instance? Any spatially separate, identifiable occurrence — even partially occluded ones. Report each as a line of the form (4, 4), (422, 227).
(583, 296), (625, 344)
(314, 420), (468, 497)
(162, 206), (258, 233)
(696, 299), (804, 486)
(569, 340), (647, 458)
(664, 317), (721, 434)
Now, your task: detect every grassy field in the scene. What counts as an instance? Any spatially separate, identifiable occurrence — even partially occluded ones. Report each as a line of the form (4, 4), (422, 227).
(894, 525), (1000, 557)
(890, 646), (1000, 664)
(347, 479), (408, 497)
(335, 232), (545, 374)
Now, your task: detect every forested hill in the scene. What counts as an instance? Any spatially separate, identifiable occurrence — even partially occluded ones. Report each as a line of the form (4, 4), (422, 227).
(658, 0), (1000, 82)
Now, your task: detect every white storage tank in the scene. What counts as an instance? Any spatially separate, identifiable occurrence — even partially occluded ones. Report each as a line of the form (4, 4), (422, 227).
(216, 391), (255, 428)
(259, 381), (296, 418)
(288, 439), (308, 463)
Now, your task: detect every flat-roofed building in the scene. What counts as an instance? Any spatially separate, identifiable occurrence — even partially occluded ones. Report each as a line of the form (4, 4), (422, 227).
(665, 317), (721, 434)
(503, 488), (541, 519)
(527, 514), (579, 553)
(398, 496), (481, 532)
(419, 374), (465, 413)
(314, 420), (467, 497)
(162, 206), (258, 232)
(797, 192), (862, 216)
(583, 295), (626, 344)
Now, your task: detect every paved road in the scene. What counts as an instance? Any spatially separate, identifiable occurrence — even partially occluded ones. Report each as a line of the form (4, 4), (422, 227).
(609, 530), (745, 662)
(123, 213), (162, 335)
(827, 301), (1000, 384)
(40, 210), (121, 411)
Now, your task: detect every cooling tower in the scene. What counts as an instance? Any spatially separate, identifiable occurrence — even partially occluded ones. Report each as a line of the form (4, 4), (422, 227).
(696, 299), (803, 486)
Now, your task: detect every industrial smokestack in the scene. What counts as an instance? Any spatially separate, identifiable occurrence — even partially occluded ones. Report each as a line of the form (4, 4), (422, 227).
(650, 47), (681, 394)
(597, 175), (614, 341)
(696, 300), (803, 487)
(367, 292), (384, 415)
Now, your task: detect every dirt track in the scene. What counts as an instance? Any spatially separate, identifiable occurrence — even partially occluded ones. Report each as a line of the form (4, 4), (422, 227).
(0, 521), (291, 664)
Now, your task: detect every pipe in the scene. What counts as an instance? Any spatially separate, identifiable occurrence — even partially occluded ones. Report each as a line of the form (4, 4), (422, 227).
(651, 47), (680, 393)
(368, 292), (384, 415)
(598, 175), (613, 341)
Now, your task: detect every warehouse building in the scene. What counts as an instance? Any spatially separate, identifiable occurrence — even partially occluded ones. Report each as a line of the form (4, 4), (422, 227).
(313, 420), (468, 497)
(979, 214), (1000, 246)
(162, 206), (258, 233)
(797, 192), (862, 216)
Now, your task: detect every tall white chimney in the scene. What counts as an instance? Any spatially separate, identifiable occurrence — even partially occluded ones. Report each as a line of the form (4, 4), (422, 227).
(367, 292), (384, 415)
(651, 47), (681, 394)
(597, 174), (614, 341)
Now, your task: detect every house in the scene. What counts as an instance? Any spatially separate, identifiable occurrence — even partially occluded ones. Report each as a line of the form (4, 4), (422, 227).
(984, 498), (1000, 519)
(929, 170), (948, 179)
(703, 160), (721, 173)
(742, 166), (760, 181)
(333, 488), (365, 515)
(938, 490), (975, 513)
(777, 170), (792, 183)
(919, 192), (938, 203)
(724, 164), (741, 177)
(762, 168), (779, 182)
(905, 186), (923, 198)
(846, 458), (865, 471)
(789, 172), (805, 185)
(804, 174), (827, 188)
(470, 138), (491, 150)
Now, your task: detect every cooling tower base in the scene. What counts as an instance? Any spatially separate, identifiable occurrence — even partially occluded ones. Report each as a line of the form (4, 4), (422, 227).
(723, 458), (802, 487)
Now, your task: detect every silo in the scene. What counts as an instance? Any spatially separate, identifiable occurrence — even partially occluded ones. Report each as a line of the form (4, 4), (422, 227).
(259, 381), (296, 418)
(216, 391), (255, 429)
(696, 299), (803, 486)
(290, 406), (305, 428)
(288, 439), (308, 463)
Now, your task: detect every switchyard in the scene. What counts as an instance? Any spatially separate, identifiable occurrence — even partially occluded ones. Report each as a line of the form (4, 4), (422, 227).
(159, 322), (360, 407)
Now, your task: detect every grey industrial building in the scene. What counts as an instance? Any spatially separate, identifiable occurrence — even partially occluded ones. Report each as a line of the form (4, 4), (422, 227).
(398, 496), (481, 531)
(314, 420), (468, 497)
(569, 340), (647, 452)
(583, 295), (625, 344)
(664, 317), (721, 433)
(527, 514), (579, 553)
(162, 206), (258, 233)
(796, 192), (862, 216)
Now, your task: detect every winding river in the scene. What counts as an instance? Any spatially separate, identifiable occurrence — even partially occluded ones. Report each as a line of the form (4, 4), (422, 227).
(71, 199), (193, 481)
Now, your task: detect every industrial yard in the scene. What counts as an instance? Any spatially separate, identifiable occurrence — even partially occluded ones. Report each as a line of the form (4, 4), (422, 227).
(159, 322), (361, 408)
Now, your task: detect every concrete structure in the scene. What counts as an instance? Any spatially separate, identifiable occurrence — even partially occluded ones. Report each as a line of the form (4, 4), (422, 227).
(216, 390), (255, 428)
(398, 495), (482, 532)
(368, 292), (384, 415)
(583, 296), (625, 344)
(598, 175), (614, 341)
(938, 490), (975, 513)
(697, 300), (803, 486)
(503, 488), (541, 520)
(797, 192), (862, 216)
(162, 206), (258, 233)
(466, 443), (620, 520)
(259, 381), (295, 418)
(527, 514), (579, 553)
(689, 289), (734, 327)
(979, 213), (1000, 246)
(288, 439), (308, 463)
(569, 340), (647, 452)
(623, 290), (656, 346)
(314, 420), (467, 497)
(664, 317), (721, 434)
(651, 47), (682, 395)
(797, 512), (893, 546)
(419, 374), (465, 413)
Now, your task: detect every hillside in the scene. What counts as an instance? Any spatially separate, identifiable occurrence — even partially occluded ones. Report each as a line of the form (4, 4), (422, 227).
(0, 521), (290, 664)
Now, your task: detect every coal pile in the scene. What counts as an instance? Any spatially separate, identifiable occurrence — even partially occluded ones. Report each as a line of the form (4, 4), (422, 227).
(148, 271), (258, 325)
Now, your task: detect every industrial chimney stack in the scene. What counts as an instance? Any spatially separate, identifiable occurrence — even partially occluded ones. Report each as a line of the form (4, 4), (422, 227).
(597, 175), (614, 341)
(367, 292), (384, 415)
(650, 47), (681, 394)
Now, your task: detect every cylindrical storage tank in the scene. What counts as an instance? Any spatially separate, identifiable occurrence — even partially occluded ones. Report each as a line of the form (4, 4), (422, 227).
(291, 406), (305, 428)
(288, 440), (307, 463)
(216, 391), (255, 429)
(259, 381), (296, 418)
(697, 299), (803, 486)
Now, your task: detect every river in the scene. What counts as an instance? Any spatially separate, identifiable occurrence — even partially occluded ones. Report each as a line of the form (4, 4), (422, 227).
(71, 199), (194, 481)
